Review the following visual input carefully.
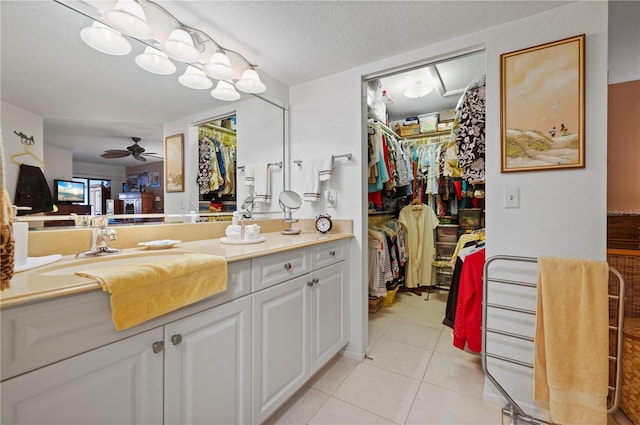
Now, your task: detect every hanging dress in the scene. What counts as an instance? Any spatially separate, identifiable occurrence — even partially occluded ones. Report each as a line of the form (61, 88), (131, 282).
(398, 203), (439, 288)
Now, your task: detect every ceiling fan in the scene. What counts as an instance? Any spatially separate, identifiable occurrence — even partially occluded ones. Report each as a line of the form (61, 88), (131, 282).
(100, 137), (162, 162)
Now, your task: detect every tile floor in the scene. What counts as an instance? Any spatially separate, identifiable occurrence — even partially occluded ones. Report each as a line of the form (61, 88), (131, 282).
(265, 290), (633, 425)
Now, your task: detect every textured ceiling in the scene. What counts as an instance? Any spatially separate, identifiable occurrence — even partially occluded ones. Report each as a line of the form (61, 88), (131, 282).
(1, 1), (571, 167)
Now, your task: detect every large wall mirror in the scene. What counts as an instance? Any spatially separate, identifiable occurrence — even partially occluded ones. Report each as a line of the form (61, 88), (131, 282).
(1, 1), (287, 228)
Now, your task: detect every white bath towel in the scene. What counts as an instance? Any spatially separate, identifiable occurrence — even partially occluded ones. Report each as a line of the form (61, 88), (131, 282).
(244, 163), (271, 203)
(303, 156), (333, 202)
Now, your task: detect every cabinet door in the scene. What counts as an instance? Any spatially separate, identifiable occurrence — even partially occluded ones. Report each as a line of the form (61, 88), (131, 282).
(310, 262), (348, 373)
(164, 296), (252, 425)
(252, 275), (310, 424)
(0, 328), (163, 425)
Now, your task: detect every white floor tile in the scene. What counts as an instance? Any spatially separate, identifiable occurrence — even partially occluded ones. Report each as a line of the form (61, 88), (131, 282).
(309, 397), (396, 425)
(367, 338), (432, 380)
(434, 327), (481, 360)
(423, 351), (486, 397)
(308, 354), (360, 395)
(383, 320), (442, 350)
(264, 386), (328, 425)
(405, 382), (502, 425)
(333, 362), (420, 424)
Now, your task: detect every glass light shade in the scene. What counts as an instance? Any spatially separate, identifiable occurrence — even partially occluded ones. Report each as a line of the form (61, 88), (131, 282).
(403, 80), (434, 99)
(80, 22), (131, 56)
(204, 51), (235, 80)
(211, 81), (241, 101)
(161, 29), (200, 63)
(135, 47), (176, 75)
(104, 0), (153, 40)
(179, 66), (212, 89)
(235, 68), (266, 94)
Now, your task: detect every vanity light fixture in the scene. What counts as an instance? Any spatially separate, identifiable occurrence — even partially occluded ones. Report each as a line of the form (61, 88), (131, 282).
(204, 51), (235, 80)
(211, 81), (241, 101)
(236, 67), (266, 94)
(62, 0), (268, 98)
(103, 0), (153, 40)
(135, 46), (176, 75)
(179, 65), (213, 90)
(80, 22), (132, 56)
(161, 28), (201, 63)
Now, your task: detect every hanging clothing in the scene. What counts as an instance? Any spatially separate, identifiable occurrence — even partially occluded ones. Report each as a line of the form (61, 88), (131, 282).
(455, 76), (486, 181)
(398, 203), (439, 288)
(452, 247), (486, 353)
(14, 164), (53, 214)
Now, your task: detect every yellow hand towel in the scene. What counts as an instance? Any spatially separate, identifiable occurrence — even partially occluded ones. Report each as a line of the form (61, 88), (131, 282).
(534, 257), (609, 425)
(77, 253), (227, 331)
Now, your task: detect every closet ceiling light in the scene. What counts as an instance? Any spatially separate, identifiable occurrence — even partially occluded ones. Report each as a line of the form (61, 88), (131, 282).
(204, 51), (235, 80)
(235, 68), (266, 94)
(179, 65), (213, 90)
(103, 0), (153, 40)
(211, 80), (241, 101)
(135, 46), (176, 75)
(403, 80), (434, 99)
(80, 22), (132, 56)
(161, 28), (201, 63)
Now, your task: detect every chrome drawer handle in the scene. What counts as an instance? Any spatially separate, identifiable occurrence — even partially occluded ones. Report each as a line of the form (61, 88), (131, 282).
(171, 334), (183, 345)
(307, 280), (314, 287)
(284, 263), (292, 270)
(329, 250), (336, 256)
(307, 278), (319, 287)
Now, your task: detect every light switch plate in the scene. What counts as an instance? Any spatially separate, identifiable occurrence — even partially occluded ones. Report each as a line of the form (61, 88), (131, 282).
(505, 186), (519, 208)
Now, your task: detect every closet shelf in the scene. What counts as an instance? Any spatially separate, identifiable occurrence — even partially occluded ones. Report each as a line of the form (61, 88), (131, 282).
(203, 123), (236, 136)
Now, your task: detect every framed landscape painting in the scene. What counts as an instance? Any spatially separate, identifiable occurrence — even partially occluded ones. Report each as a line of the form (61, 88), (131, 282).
(501, 34), (585, 172)
(165, 133), (184, 192)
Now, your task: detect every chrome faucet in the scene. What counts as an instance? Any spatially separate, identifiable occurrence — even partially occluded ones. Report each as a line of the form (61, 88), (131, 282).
(76, 216), (122, 258)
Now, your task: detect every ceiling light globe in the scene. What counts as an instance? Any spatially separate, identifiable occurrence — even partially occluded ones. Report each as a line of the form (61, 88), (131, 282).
(80, 22), (132, 56)
(204, 51), (235, 80)
(161, 28), (200, 63)
(104, 0), (153, 40)
(179, 66), (213, 90)
(135, 47), (176, 75)
(235, 68), (266, 94)
(211, 81), (241, 101)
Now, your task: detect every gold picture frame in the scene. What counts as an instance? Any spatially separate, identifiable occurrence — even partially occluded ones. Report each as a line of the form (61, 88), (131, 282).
(501, 34), (585, 172)
(165, 133), (184, 192)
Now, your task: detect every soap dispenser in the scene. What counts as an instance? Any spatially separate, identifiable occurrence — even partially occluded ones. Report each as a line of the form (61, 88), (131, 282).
(225, 211), (242, 241)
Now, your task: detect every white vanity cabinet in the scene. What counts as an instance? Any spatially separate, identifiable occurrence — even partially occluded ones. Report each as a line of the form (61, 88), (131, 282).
(1, 259), (252, 425)
(164, 295), (252, 425)
(252, 241), (348, 424)
(1, 327), (164, 424)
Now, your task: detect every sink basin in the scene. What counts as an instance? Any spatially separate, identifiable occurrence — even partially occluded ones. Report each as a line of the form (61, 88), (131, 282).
(34, 250), (195, 277)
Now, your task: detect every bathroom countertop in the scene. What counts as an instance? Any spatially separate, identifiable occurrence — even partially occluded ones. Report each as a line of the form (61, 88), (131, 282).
(1, 230), (353, 309)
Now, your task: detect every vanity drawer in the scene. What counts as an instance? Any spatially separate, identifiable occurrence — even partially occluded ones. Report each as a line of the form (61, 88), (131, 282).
(310, 240), (347, 270)
(251, 249), (310, 292)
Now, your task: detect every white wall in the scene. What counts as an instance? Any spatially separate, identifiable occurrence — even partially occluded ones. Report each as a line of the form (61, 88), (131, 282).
(1, 102), (45, 200)
(42, 143), (73, 197)
(289, 0), (608, 414)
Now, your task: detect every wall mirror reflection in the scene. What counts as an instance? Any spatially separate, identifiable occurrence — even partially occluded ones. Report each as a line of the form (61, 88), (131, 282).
(1, 1), (287, 229)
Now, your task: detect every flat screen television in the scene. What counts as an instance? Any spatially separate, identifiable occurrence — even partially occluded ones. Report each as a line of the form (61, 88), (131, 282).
(54, 179), (85, 203)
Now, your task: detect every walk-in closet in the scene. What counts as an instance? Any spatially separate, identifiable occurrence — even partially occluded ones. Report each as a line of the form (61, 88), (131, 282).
(365, 50), (488, 359)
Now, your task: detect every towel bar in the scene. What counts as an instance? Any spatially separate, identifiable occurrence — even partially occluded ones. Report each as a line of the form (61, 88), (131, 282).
(481, 255), (625, 424)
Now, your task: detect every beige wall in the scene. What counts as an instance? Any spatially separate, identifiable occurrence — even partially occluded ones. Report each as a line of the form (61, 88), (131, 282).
(125, 161), (164, 207)
(607, 80), (640, 213)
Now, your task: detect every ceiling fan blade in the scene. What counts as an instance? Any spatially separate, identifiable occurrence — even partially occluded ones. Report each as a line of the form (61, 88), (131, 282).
(101, 152), (131, 158)
(103, 149), (130, 154)
(133, 155), (147, 162)
(143, 154), (164, 160)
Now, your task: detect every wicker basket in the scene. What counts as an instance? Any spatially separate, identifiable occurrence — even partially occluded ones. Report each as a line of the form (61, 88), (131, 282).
(368, 296), (383, 314)
(608, 253), (640, 318)
(621, 317), (640, 424)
